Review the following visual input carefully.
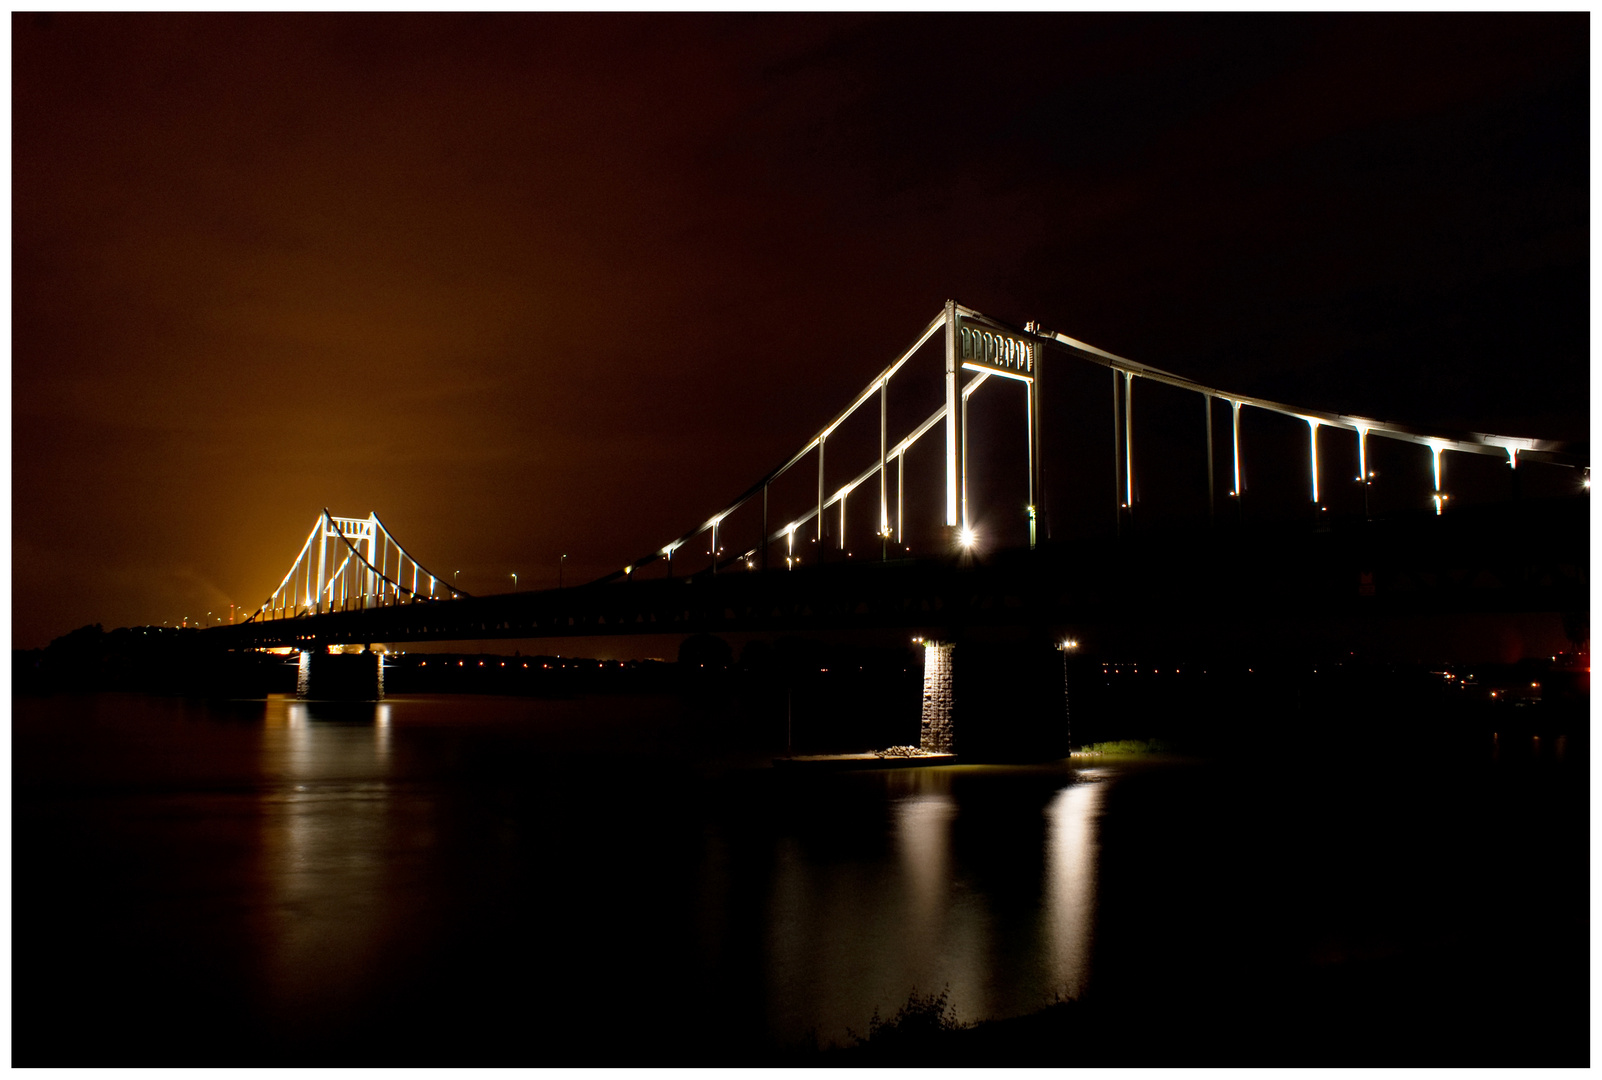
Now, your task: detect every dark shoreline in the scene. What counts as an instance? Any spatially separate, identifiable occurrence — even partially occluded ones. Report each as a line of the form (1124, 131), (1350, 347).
(13, 621), (1589, 759)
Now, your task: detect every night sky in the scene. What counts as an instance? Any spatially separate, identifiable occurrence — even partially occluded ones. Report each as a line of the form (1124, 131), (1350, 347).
(12, 13), (1588, 650)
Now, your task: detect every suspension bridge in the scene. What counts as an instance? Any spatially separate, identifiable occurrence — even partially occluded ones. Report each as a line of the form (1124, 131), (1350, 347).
(202, 301), (1587, 746)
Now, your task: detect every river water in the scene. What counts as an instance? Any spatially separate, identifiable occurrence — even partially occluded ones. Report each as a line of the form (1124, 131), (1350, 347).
(13, 690), (1587, 1065)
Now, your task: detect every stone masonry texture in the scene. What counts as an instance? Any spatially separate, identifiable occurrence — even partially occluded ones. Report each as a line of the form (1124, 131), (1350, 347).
(919, 642), (955, 753)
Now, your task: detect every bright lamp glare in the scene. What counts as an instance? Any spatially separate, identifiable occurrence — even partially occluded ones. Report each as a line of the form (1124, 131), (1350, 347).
(960, 527), (977, 547)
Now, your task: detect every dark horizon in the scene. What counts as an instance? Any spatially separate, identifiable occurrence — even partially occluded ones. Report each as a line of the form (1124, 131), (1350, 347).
(12, 13), (1588, 650)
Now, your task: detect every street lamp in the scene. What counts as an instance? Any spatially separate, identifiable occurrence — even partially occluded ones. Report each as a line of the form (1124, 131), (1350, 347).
(560, 553), (567, 589)
(511, 572), (518, 590)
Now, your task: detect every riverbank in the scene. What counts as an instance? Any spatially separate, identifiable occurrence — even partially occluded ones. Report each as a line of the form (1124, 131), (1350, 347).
(773, 751), (957, 770)
(791, 936), (1588, 1066)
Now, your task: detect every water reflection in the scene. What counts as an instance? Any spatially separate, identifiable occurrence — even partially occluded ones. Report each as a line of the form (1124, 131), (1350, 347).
(890, 773), (988, 1027)
(1491, 730), (1569, 762)
(1043, 772), (1105, 999)
(762, 765), (1107, 1045)
(895, 790), (953, 943)
(16, 692), (1586, 1064)
(257, 694), (402, 1028)
(375, 702), (392, 761)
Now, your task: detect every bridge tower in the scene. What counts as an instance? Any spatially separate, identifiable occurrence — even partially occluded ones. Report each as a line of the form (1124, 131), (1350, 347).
(946, 300), (1046, 550)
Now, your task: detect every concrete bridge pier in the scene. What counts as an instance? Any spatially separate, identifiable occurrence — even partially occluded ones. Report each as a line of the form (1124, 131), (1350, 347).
(919, 634), (1070, 761)
(296, 650), (384, 701)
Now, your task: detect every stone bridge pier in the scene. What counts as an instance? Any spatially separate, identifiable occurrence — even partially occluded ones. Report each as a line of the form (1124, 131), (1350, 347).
(296, 650), (384, 700)
(920, 633), (1070, 761)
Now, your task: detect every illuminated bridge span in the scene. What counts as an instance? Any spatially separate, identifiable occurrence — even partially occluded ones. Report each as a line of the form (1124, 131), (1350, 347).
(209, 300), (1586, 748)
(218, 299), (1585, 652)
(603, 300), (1580, 584)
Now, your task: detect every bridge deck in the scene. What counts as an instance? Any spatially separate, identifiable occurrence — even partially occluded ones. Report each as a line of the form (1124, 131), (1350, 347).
(209, 499), (1587, 651)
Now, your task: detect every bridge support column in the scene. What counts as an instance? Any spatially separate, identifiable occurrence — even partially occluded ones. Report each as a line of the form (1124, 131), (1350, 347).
(945, 299), (962, 530)
(1123, 371), (1136, 523)
(296, 649), (384, 701)
(314, 512), (328, 614)
(1358, 426), (1372, 520)
(919, 643), (956, 753)
(1430, 444), (1447, 515)
(919, 637), (1071, 761)
(1029, 338), (1044, 547)
(1231, 399), (1245, 523)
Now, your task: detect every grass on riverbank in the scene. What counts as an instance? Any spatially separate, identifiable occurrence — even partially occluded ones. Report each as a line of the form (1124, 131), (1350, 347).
(790, 953), (1589, 1066)
(1072, 738), (1174, 757)
(785, 987), (1086, 1066)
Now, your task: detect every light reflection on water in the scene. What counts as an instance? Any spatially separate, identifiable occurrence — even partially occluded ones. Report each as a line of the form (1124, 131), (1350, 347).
(15, 691), (1587, 1063)
(895, 789), (955, 952)
(762, 764), (1105, 1045)
(15, 692), (1117, 1056)
(1043, 775), (1105, 1000)
(258, 694), (402, 1027)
